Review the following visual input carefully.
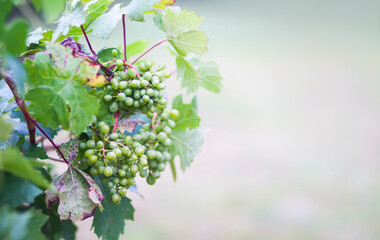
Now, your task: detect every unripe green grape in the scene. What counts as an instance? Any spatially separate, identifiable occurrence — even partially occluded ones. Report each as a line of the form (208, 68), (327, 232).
(118, 169), (126, 177)
(106, 151), (117, 161)
(127, 178), (135, 186)
(113, 148), (122, 158)
(89, 155), (98, 163)
(155, 71), (163, 79)
(162, 152), (170, 161)
(109, 101), (119, 113)
(85, 149), (95, 157)
(145, 60), (152, 70)
(141, 79), (149, 87)
(157, 162), (166, 172)
(111, 82), (119, 90)
(79, 142), (87, 150)
(87, 140), (96, 148)
(130, 165), (139, 175)
(147, 150), (156, 160)
(133, 101), (140, 108)
(163, 71), (171, 78)
(131, 80), (140, 88)
(163, 138), (172, 147)
(146, 112), (154, 118)
(112, 194), (121, 204)
(120, 178), (128, 186)
(138, 62), (146, 71)
(109, 141), (118, 149)
(119, 71), (127, 80)
(95, 141), (103, 148)
(98, 165), (105, 174)
(112, 49), (118, 57)
(146, 88), (154, 97)
(149, 160), (158, 168)
(124, 88), (132, 96)
(124, 97), (134, 106)
(153, 171), (161, 179)
(107, 181), (114, 188)
(152, 79), (160, 87)
(122, 146), (130, 155)
(157, 83), (166, 90)
(135, 147), (145, 156)
(117, 93), (126, 101)
(124, 136), (132, 145)
(170, 109), (180, 119)
(101, 124), (110, 134)
(131, 154), (138, 162)
(155, 151), (164, 162)
(110, 77), (119, 85)
(147, 174), (156, 185)
(143, 72), (152, 81)
(90, 167), (98, 176)
(127, 68), (136, 79)
(110, 188), (117, 195)
(164, 126), (172, 135)
(148, 132), (156, 141)
(103, 94), (113, 102)
(142, 123), (150, 131)
(116, 59), (124, 67)
(157, 132), (167, 142)
(141, 95), (149, 103)
(98, 121), (106, 128)
(158, 98), (167, 106)
(139, 158), (148, 167)
(133, 91), (140, 99)
(139, 169), (148, 178)
(167, 119), (176, 128)
(118, 81), (128, 90)
(113, 177), (120, 184)
(110, 133), (118, 140)
(119, 187), (128, 197)
(104, 166), (113, 177)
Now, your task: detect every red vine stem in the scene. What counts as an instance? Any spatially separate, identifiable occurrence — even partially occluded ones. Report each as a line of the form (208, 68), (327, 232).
(131, 39), (168, 64)
(122, 14), (127, 71)
(113, 110), (119, 133)
(81, 25), (96, 57)
(3, 73), (69, 165)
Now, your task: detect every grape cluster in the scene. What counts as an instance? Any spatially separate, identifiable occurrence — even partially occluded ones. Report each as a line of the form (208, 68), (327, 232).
(103, 55), (171, 115)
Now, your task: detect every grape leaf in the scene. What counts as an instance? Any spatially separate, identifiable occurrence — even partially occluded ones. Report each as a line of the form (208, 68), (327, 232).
(0, 88), (13, 116)
(125, 40), (149, 60)
(175, 55), (199, 93)
(0, 206), (31, 240)
(189, 56), (222, 93)
(97, 48), (121, 63)
(0, 118), (12, 141)
(155, 7), (208, 56)
(60, 139), (81, 163)
(0, 1), (12, 29)
(92, 179), (135, 240)
(1, 19), (29, 55)
(89, 4), (122, 39)
(0, 148), (50, 189)
(153, 0), (175, 9)
(170, 128), (205, 171)
(172, 95), (200, 131)
(45, 166), (104, 222)
(121, 0), (160, 22)
(22, 144), (48, 159)
(0, 174), (42, 208)
(26, 27), (45, 46)
(170, 30), (208, 56)
(52, 5), (85, 42)
(25, 44), (99, 135)
(34, 0), (66, 22)
(22, 208), (49, 240)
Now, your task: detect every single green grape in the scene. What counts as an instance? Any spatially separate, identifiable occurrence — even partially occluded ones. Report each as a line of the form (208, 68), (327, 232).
(112, 49), (118, 57)
(104, 166), (113, 177)
(119, 187), (127, 197)
(103, 94), (113, 102)
(109, 101), (119, 113)
(89, 155), (98, 163)
(147, 174), (156, 185)
(157, 132), (167, 142)
(106, 151), (117, 161)
(116, 59), (124, 67)
(139, 169), (148, 178)
(85, 149), (95, 158)
(130, 165), (139, 175)
(112, 194), (121, 204)
(79, 142), (87, 150)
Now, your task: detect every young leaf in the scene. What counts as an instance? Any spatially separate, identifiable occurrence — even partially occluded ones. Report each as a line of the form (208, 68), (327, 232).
(26, 27), (45, 46)
(45, 167), (104, 222)
(0, 118), (12, 141)
(189, 56), (222, 93)
(0, 148), (50, 189)
(162, 8), (203, 36)
(92, 180), (135, 240)
(0, 174), (42, 208)
(88, 4), (122, 39)
(52, 5), (85, 42)
(25, 44), (100, 135)
(170, 128), (205, 171)
(175, 55), (199, 93)
(172, 95), (200, 131)
(121, 0), (160, 21)
(170, 30), (208, 56)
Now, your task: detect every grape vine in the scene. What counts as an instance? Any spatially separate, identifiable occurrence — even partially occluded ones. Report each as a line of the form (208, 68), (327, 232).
(0, 0), (222, 239)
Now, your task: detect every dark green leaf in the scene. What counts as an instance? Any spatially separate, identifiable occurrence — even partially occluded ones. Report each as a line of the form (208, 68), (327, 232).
(2, 19), (29, 55)
(25, 44), (100, 135)
(22, 208), (49, 240)
(97, 48), (121, 63)
(92, 179), (134, 240)
(0, 206), (31, 240)
(0, 173), (42, 208)
(0, 148), (50, 189)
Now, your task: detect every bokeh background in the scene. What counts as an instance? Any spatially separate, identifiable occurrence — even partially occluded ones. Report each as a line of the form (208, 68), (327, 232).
(54, 0), (380, 239)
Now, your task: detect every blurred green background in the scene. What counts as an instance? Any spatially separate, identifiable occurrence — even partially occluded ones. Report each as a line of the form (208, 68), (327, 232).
(67, 0), (380, 239)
